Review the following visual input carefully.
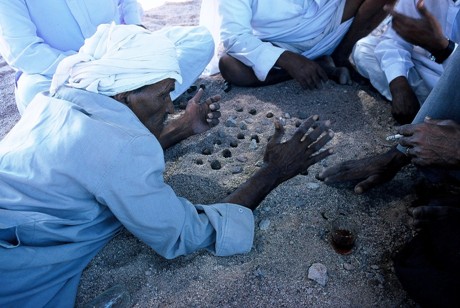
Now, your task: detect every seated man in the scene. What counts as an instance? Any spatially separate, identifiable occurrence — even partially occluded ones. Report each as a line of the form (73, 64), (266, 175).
(0, 0), (214, 114)
(318, 48), (460, 306)
(217, 0), (396, 89)
(0, 24), (333, 307)
(352, 0), (460, 124)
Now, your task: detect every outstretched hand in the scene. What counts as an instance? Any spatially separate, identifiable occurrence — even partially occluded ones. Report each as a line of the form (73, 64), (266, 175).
(385, 0), (448, 53)
(158, 89), (221, 149)
(409, 197), (460, 229)
(317, 146), (410, 194)
(263, 115), (334, 183)
(399, 117), (460, 167)
(223, 115), (334, 210)
(182, 88), (221, 135)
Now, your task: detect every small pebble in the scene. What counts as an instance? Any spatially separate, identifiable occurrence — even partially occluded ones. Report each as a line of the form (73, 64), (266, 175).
(306, 182), (320, 190)
(223, 81), (232, 92)
(199, 84), (206, 90)
(230, 166), (243, 174)
(259, 219), (271, 231)
(195, 158), (204, 165)
(210, 160), (222, 170)
(236, 155), (248, 162)
(244, 118), (255, 124)
(225, 117), (238, 127)
(186, 85), (197, 93)
(249, 108), (257, 115)
(266, 112), (274, 118)
(222, 149), (232, 158)
(308, 263), (328, 286)
(261, 119), (271, 126)
(213, 139), (222, 145)
(295, 120), (302, 127)
(371, 265), (380, 270)
(284, 113), (291, 119)
(343, 263), (354, 271)
(230, 140), (238, 148)
(237, 132), (245, 139)
(235, 106), (244, 112)
(255, 160), (264, 167)
(255, 127), (264, 134)
(250, 134), (260, 143)
(239, 122), (248, 130)
(201, 148), (212, 155)
(249, 139), (258, 150)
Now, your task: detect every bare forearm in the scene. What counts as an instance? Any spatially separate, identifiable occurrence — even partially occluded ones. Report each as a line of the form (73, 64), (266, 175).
(158, 119), (193, 149)
(222, 166), (281, 211)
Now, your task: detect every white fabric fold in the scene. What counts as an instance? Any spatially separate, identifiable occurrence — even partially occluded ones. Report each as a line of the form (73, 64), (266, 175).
(50, 22), (182, 96)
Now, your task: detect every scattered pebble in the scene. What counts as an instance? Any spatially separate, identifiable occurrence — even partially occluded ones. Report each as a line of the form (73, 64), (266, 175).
(308, 263), (328, 286)
(195, 158), (204, 165)
(249, 108), (257, 115)
(237, 132), (245, 139)
(217, 130), (226, 138)
(201, 148), (212, 155)
(343, 263), (354, 271)
(255, 160), (264, 167)
(235, 106), (244, 112)
(244, 118), (255, 124)
(210, 160), (222, 170)
(249, 139), (258, 150)
(225, 116), (238, 127)
(239, 122), (248, 130)
(236, 155), (248, 162)
(222, 149), (232, 158)
(371, 265), (380, 270)
(266, 112), (274, 118)
(230, 140), (238, 148)
(259, 219), (271, 231)
(295, 120), (302, 127)
(223, 81), (232, 92)
(306, 182), (320, 190)
(250, 134), (260, 143)
(230, 166), (243, 174)
(255, 127), (264, 134)
(213, 139), (222, 145)
(261, 119), (271, 126)
(284, 113), (291, 119)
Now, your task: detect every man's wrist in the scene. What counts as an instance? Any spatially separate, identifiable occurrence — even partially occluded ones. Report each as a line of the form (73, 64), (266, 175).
(429, 39), (455, 64)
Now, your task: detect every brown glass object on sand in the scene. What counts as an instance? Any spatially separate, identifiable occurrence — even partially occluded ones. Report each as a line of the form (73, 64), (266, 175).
(330, 217), (356, 255)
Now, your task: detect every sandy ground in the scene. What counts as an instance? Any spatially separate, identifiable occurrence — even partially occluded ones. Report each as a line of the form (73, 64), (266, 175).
(0, 1), (420, 307)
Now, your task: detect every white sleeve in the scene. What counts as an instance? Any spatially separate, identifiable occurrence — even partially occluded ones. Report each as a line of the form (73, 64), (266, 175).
(374, 0), (419, 83)
(99, 134), (254, 259)
(0, 0), (74, 76)
(218, 0), (285, 81)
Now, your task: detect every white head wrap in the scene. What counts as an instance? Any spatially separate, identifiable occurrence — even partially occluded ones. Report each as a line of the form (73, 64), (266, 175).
(50, 23), (182, 96)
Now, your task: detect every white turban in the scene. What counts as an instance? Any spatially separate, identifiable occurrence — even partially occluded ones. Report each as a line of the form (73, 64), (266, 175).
(50, 23), (182, 96)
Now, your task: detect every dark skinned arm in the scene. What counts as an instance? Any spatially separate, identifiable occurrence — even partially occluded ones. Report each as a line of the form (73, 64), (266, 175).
(223, 116), (334, 210)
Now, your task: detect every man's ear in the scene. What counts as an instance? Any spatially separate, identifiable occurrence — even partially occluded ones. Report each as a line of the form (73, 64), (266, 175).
(112, 91), (131, 105)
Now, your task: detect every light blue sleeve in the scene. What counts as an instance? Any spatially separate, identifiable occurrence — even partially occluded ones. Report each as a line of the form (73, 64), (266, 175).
(118, 0), (143, 24)
(96, 134), (254, 259)
(0, 0), (74, 75)
(219, 0), (285, 81)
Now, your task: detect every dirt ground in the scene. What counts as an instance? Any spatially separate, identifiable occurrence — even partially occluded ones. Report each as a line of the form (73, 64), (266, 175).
(0, 1), (420, 307)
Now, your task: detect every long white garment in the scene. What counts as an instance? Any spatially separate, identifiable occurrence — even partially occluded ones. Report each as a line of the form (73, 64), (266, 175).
(218, 0), (350, 81)
(0, 87), (254, 306)
(352, 0), (460, 102)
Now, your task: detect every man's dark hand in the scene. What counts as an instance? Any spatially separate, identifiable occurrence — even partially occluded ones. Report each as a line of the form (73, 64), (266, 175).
(389, 76), (420, 124)
(385, 0), (448, 54)
(317, 146), (410, 194)
(182, 88), (221, 135)
(263, 115), (334, 184)
(276, 51), (328, 90)
(399, 117), (460, 168)
(409, 197), (460, 229)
